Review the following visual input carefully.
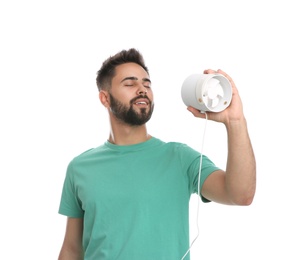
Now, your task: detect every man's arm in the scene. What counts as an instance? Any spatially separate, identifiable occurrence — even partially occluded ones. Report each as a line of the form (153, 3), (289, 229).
(188, 69), (256, 205)
(201, 118), (256, 205)
(58, 217), (84, 260)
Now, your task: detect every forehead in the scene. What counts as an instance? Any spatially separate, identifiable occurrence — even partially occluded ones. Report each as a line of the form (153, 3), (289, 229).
(114, 62), (149, 81)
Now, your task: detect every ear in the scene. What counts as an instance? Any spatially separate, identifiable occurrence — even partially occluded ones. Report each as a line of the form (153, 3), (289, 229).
(99, 90), (110, 108)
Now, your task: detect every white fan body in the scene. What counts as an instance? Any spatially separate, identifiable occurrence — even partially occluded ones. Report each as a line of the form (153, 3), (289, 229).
(181, 73), (232, 112)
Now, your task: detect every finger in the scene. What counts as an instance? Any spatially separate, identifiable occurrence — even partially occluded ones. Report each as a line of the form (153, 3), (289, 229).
(203, 69), (217, 74)
(187, 106), (206, 118)
(187, 106), (199, 114)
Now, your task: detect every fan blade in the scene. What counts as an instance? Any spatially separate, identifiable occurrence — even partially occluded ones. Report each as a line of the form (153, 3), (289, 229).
(216, 85), (224, 96)
(211, 97), (218, 108)
(207, 78), (223, 100)
(207, 98), (213, 108)
(214, 95), (222, 107)
(208, 95), (222, 108)
(207, 78), (220, 90)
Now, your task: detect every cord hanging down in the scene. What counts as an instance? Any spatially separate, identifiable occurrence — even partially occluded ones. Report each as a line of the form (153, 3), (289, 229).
(181, 111), (208, 260)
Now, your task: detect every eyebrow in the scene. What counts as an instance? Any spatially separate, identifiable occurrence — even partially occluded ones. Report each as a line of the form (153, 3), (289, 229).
(120, 76), (151, 84)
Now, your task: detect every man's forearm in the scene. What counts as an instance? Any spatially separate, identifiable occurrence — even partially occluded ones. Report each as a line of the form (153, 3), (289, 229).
(225, 117), (256, 205)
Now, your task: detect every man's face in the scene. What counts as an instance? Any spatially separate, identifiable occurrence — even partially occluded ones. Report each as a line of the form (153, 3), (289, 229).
(108, 62), (154, 126)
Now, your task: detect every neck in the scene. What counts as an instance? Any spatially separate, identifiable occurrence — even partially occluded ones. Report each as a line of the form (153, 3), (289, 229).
(108, 119), (151, 145)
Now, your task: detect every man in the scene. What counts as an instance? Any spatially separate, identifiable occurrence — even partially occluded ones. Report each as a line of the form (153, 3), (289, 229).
(58, 48), (256, 260)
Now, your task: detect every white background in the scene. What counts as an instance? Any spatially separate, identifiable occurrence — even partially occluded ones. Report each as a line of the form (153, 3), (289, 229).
(1, 0), (300, 259)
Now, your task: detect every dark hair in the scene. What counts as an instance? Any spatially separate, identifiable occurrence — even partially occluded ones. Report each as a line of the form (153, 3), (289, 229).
(96, 48), (149, 91)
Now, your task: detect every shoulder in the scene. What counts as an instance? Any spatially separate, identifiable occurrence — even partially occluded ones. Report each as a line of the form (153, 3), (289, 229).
(68, 144), (107, 166)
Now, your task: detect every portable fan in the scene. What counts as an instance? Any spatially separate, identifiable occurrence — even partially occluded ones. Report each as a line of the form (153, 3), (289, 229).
(181, 73), (232, 112)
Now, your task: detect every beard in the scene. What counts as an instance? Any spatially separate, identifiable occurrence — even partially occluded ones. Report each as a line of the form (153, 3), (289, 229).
(109, 93), (154, 126)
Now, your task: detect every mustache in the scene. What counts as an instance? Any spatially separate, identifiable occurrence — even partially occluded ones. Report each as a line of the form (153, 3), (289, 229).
(130, 95), (151, 104)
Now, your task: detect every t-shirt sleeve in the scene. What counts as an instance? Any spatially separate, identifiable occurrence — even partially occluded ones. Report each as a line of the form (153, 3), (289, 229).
(179, 144), (220, 202)
(58, 160), (84, 218)
(190, 154), (220, 202)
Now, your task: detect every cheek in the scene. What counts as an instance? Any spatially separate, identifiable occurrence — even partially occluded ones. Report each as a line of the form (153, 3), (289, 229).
(110, 89), (133, 104)
(148, 91), (154, 101)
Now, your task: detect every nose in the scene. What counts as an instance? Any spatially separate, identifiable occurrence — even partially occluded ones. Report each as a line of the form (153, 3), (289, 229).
(138, 90), (147, 95)
(137, 85), (148, 95)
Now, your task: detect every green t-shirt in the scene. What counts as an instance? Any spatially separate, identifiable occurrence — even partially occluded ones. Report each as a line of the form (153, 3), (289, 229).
(59, 137), (220, 259)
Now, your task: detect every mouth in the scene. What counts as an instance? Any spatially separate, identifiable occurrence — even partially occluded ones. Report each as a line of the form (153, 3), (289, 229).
(133, 98), (149, 107)
(135, 101), (148, 105)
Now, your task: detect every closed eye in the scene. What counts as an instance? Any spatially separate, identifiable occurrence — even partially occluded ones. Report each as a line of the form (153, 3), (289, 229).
(121, 77), (151, 86)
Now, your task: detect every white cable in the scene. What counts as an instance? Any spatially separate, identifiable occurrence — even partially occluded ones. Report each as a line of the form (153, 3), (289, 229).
(181, 111), (208, 260)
